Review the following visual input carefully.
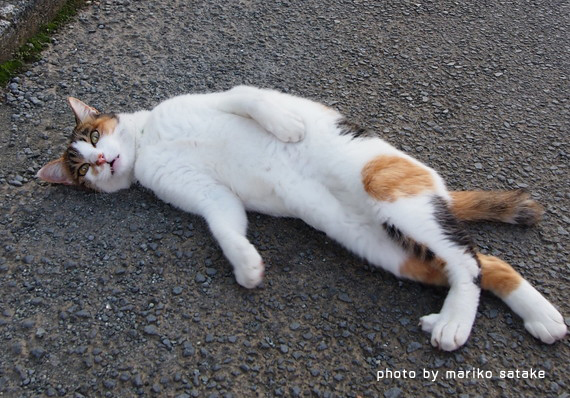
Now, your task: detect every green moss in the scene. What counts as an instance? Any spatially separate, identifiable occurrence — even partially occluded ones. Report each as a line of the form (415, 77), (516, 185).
(0, 0), (86, 86)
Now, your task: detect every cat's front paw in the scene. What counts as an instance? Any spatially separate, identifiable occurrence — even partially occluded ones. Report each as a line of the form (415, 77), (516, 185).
(420, 312), (473, 351)
(252, 100), (305, 143)
(268, 111), (305, 143)
(233, 258), (265, 289)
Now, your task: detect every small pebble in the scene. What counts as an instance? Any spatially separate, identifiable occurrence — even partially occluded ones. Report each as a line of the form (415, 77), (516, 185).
(143, 325), (159, 335)
(407, 341), (422, 353)
(289, 322), (300, 330)
(384, 387), (403, 398)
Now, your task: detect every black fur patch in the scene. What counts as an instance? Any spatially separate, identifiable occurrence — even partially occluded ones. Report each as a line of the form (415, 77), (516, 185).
(473, 271), (482, 287)
(513, 207), (538, 225)
(383, 222), (402, 242)
(382, 222), (435, 262)
(337, 119), (370, 139)
(432, 196), (481, 269)
(431, 196), (473, 249)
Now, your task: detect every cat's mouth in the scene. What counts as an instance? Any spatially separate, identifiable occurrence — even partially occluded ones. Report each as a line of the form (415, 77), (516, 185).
(109, 156), (119, 175)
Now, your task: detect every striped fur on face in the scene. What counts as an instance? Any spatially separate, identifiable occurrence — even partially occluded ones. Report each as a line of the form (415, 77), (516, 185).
(37, 97), (136, 193)
(63, 114), (118, 190)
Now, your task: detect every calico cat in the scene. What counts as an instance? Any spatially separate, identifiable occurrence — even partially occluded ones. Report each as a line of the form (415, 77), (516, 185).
(37, 85), (567, 351)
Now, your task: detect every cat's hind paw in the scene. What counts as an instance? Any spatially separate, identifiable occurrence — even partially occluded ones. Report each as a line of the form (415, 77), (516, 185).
(524, 318), (567, 344)
(504, 280), (567, 344)
(419, 313), (440, 333)
(520, 299), (567, 344)
(420, 313), (473, 351)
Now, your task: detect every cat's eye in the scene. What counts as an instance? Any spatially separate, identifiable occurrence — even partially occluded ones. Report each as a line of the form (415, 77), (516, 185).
(78, 163), (90, 177)
(90, 130), (100, 145)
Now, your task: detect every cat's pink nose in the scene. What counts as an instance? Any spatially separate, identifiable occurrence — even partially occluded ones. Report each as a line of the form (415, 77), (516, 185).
(96, 153), (106, 166)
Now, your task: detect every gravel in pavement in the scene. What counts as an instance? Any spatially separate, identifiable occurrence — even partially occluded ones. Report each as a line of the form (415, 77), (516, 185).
(0, 1), (569, 397)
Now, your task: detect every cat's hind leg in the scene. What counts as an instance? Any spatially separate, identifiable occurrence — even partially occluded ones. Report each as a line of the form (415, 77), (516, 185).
(398, 253), (567, 344)
(361, 155), (482, 350)
(381, 195), (482, 351)
(215, 86), (306, 143)
(476, 254), (567, 343)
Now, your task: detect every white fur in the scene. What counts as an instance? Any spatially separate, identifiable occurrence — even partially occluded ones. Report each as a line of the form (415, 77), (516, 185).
(503, 280), (567, 343)
(80, 112), (143, 192)
(65, 85), (565, 350)
(382, 195), (481, 350)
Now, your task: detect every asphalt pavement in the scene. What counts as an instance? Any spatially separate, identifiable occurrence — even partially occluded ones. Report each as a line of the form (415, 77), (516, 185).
(0, 1), (569, 397)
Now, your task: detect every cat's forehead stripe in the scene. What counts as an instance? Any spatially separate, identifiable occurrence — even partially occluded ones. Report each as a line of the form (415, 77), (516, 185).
(64, 146), (85, 179)
(72, 127), (91, 142)
(74, 114), (118, 137)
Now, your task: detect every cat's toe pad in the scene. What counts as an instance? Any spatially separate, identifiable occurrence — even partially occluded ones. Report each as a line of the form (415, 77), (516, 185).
(421, 313), (472, 351)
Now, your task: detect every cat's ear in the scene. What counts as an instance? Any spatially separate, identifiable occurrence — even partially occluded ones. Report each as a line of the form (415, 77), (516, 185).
(37, 158), (75, 185)
(67, 97), (100, 125)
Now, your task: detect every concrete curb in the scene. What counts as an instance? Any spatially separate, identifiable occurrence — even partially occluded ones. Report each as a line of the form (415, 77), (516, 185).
(0, 0), (68, 63)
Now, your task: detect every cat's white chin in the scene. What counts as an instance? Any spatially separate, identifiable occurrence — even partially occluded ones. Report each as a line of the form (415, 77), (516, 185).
(99, 154), (136, 192)
(87, 163), (134, 192)
(95, 176), (134, 193)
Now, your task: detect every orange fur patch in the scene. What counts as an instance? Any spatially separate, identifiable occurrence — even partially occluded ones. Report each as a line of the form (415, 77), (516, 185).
(400, 256), (448, 286)
(362, 155), (435, 201)
(78, 115), (118, 136)
(399, 252), (523, 298)
(478, 254), (523, 297)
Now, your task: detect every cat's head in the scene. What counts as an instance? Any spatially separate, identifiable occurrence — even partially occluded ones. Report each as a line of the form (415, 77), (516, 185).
(37, 98), (136, 193)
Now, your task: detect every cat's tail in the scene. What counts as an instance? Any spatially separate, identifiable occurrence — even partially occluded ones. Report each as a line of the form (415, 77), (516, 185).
(400, 252), (567, 344)
(449, 190), (544, 225)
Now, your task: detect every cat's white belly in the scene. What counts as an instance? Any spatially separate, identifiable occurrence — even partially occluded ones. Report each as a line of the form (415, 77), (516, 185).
(137, 118), (302, 216)
(211, 149), (304, 217)
(137, 97), (398, 222)
(233, 176), (291, 216)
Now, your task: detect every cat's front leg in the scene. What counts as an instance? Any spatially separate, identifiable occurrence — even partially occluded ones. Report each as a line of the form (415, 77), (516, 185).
(136, 159), (264, 288)
(196, 185), (265, 289)
(247, 98), (305, 143)
(218, 86), (306, 143)
(217, 233), (264, 289)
